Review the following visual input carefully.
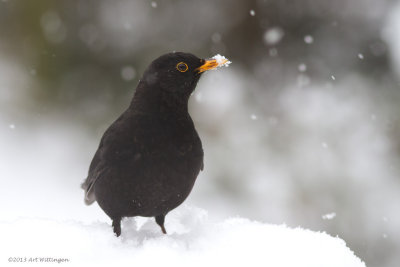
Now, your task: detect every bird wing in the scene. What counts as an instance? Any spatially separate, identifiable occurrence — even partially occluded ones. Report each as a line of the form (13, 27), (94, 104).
(81, 112), (139, 205)
(81, 141), (106, 205)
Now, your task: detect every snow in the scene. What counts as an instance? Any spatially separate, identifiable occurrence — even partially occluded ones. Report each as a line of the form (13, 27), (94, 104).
(121, 65), (136, 81)
(322, 212), (337, 220)
(263, 27), (285, 45)
(0, 206), (365, 267)
(211, 54), (231, 68)
(250, 10), (256, 16)
(298, 63), (307, 72)
(321, 142), (329, 149)
(40, 10), (67, 44)
(250, 114), (258, 120)
(304, 35), (314, 44)
(211, 32), (222, 43)
(269, 48), (278, 56)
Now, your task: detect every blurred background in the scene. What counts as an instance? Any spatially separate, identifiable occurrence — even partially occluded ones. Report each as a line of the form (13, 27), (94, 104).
(1, 0), (400, 266)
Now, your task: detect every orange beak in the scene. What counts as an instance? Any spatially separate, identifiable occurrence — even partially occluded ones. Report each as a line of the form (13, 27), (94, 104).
(196, 58), (230, 73)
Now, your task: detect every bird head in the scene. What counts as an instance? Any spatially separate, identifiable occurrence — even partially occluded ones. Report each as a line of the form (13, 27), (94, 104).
(141, 52), (229, 96)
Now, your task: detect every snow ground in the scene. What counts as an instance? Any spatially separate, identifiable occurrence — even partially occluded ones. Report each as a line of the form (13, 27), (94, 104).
(0, 205), (365, 267)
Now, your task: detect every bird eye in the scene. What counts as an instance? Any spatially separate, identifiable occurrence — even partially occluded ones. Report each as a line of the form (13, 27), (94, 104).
(176, 62), (188, 72)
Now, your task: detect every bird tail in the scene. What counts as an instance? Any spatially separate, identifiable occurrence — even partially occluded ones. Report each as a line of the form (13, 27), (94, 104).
(81, 179), (96, 205)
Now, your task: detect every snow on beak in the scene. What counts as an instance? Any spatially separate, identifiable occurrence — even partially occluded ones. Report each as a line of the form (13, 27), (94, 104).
(197, 54), (231, 73)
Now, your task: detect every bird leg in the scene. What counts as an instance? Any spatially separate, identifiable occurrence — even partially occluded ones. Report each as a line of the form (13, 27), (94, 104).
(112, 218), (122, 237)
(155, 214), (167, 234)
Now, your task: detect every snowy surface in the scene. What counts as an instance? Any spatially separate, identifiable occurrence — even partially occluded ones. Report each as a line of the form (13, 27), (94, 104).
(0, 206), (365, 267)
(212, 54), (231, 68)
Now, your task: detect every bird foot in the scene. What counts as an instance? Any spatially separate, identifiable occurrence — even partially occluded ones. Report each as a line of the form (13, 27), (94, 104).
(155, 214), (167, 234)
(112, 218), (121, 237)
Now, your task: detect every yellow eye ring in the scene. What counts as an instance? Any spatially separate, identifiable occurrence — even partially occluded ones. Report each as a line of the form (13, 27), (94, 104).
(176, 62), (188, 72)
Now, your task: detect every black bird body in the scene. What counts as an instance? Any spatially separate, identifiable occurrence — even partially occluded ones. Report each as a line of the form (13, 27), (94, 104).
(82, 52), (228, 236)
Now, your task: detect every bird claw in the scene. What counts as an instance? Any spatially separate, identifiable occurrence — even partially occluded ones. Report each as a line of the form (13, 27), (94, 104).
(112, 218), (122, 237)
(161, 225), (167, 234)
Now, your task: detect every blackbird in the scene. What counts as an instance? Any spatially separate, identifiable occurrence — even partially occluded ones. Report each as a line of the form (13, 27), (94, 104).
(81, 52), (229, 236)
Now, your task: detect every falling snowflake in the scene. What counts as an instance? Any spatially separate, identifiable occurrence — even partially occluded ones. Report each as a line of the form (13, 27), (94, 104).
(322, 212), (336, 220)
(304, 35), (314, 44)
